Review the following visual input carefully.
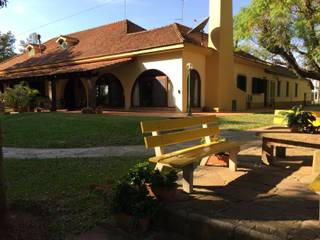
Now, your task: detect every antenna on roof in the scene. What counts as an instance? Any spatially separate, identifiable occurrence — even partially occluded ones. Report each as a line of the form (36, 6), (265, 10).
(124, 0), (127, 19)
(175, 0), (184, 23)
(187, 17), (209, 46)
(187, 17), (209, 34)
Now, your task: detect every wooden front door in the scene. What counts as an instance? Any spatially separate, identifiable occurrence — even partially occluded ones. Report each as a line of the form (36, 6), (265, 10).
(139, 76), (168, 107)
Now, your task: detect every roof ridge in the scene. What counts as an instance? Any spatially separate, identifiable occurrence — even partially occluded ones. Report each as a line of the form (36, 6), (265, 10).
(172, 23), (185, 42)
(64, 19), (128, 37)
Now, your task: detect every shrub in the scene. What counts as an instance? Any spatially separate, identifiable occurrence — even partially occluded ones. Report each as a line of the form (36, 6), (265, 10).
(108, 180), (158, 219)
(151, 169), (178, 189)
(283, 105), (316, 133)
(34, 96), (51, 110)
(0, 83), (39, 112)
(125, 162), (154, 186)
(81, 107), (96, 114)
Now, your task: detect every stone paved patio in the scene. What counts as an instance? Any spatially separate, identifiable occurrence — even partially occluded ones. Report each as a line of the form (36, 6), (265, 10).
(163, 147), (320, 240)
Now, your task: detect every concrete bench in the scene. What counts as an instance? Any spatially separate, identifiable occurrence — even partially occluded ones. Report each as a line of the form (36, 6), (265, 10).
(140, 115), (241, 193)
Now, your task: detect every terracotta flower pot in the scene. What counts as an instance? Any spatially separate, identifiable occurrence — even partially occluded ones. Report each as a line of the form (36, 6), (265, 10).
(290, 126), (300, 133)
(206, 154), (229, 167)
(151, 185), (177, 202)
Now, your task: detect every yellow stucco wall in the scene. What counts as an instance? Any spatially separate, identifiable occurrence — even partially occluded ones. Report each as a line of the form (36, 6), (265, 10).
(54, 50), (184, 111)
(234, 59), (312, 108)
(50, 44), (312, 113)
(182, 45), (209, 111)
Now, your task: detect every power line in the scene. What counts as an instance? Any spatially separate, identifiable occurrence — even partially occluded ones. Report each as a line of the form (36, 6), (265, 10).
(17, 1), (114, 36)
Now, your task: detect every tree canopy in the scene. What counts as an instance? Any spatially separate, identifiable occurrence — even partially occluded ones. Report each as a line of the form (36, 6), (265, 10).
(0, 0), (7, 8)
(19, 32), (40, 53)
(0, 31), (15, 63)
(234, 0), (320, 80)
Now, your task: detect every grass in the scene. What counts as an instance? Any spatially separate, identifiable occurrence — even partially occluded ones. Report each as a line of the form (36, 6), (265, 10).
(6, 156), (147, 239)
(0, 112), (160, 148)
(0, 112), (274, 148)
(218, 113), (274, 131)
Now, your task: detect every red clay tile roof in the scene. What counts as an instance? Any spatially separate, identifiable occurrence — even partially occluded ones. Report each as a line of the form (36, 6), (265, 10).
(0, 19), (300, 81)
(0, 20), (193, 78)
(0, 58), (133, 80)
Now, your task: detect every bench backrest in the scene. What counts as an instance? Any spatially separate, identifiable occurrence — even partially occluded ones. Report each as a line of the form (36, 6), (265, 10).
(274, 109), (320, 126)
(140, 115), (219, 157)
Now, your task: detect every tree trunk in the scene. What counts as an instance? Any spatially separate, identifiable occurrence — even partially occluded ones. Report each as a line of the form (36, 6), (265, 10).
(0, 124), (8, 238)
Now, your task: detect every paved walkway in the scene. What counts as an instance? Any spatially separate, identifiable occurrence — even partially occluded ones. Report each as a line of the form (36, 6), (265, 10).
(164, 147), (320, 240)
(4, 129), (260, 159)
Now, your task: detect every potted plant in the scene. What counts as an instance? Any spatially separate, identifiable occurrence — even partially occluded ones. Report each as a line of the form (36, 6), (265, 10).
(283, 105), (316, 133)
(202, 137), (229, 166)
(108, 180), (158, 232)
(206, 152), (229, 167)
(126, 162), (153, 186)
(150, 170), (178, 202)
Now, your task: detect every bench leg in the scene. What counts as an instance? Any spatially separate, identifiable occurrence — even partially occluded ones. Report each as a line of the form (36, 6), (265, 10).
(200, 156), (209, 166)
(261, 138), (274, 166)
(276, 146), (286, 158)
(182, 164), (194, 193)
(229, 148), (239, 172)
(312, 151), (320, 175)
(155, 163), (165, 171)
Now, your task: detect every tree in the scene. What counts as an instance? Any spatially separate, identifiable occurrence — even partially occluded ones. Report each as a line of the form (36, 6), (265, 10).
(234, 0), (320, 80)
(0, 0), (7, 8)
(19, 32), (40, 53)
(0, 83), (39, 112)
(0, 124), (6, 238)
(0, 2), (8, 238)
(0, 31), (16, 63)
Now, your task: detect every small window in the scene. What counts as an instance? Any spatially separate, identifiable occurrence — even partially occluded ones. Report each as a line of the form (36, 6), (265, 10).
(236, 75), (247, 92)
(286, 82), (290, 97)
(252, 78), (267, 94)
(277, 80), (281, 97)
(59, 41), (68, 50)
(295, 83), (298, 97)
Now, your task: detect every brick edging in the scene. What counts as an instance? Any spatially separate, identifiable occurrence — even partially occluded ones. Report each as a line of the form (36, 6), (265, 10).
(160, 208), (283, 240)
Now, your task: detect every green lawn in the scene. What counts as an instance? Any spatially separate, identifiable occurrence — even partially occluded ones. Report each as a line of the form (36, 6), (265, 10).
(6, 156), (146, 239)
(0, 112), (274, 148)
(218, 113), (274, 130)
(0, 113), (160, 148)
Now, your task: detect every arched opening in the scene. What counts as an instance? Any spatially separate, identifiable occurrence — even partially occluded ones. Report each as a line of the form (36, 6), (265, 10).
(132, 70), (172, 107)
(64, 79), (86, 110)
(96, 74), (124, 108)
(28, 80), (46, 96)
(190, 70), (201, 107)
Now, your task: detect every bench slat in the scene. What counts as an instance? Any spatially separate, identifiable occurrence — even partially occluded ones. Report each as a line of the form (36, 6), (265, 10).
(141, 116), (217, 133)
(149, 141), (240, 168)
(144, 126), (219, 148)
(309, 174), (320, 193)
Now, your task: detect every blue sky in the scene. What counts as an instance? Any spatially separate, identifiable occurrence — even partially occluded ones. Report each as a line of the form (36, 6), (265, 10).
(0, 0), (251, 49)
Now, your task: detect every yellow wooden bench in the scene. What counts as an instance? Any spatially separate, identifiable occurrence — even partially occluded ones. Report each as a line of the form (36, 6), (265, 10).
(273, 109), (320, 127)
(140, 115), (241, 193)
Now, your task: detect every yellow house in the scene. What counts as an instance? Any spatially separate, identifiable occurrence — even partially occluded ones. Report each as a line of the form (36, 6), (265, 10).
(0, 0), (312, 112)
